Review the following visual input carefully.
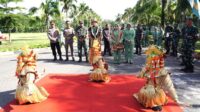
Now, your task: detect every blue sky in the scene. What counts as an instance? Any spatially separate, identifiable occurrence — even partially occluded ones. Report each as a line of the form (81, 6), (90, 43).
(9, 0), (138, 20)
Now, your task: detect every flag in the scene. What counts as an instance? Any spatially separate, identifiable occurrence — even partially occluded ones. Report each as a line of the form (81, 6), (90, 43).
(188, 0), (200, 18)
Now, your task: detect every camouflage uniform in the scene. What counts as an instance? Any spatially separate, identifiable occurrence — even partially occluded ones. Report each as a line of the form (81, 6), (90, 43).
(181, 25), (198, 72)
(75, 26), (88, 62)
(172, 26), (181, 56)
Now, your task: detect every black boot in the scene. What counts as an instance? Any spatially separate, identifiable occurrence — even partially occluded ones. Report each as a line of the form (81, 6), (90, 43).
(53, 55), (57, 61)
(78, 57), (82, 62)
(72, 57), (75, 61)
(65, 57), (68, 61)
(85, 55), (88, 62)
(59, 55), (63, 61)
(186, 66), (194, 73)
(109, 52), (112, 56)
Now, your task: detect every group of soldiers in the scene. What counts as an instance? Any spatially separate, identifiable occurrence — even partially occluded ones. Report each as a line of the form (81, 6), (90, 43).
(47, 19), (141, 64)
(47, 17), (199, 72)
(162, 17), (198, 73)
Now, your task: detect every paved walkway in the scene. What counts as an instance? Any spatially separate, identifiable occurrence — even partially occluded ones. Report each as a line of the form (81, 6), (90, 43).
(0, 47), (200, 112)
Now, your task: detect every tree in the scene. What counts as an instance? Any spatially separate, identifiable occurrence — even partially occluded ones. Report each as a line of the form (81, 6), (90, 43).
(60, 0), (77, 18)
(70, 3), (89, 19)
(0, 0), (24, 42)
(0, 0), (23, 14)
(124, 0), (160, 26)
(40, 0), (60, 30)
(69, 4), (101, 27)
(122, 8), (133, 22)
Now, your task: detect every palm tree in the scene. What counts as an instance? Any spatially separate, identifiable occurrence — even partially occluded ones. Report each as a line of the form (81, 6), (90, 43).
(122, 8), (133, 22)
(115, 14), (122, 23)
(128, 0), (160, 25)
(60, 0), (77, 18)
(40, 0), (60, 30)
(0, 0), (23, 14)
(70, 3), (89, 19)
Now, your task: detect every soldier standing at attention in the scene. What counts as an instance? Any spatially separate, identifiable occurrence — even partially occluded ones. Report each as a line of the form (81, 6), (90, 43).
(181, 17), (198, 73)
(63, 20), (75, 61)
(171, 23), (181, 57)
(75, 20), (88, 62)
(135, 24), (143, 55)
(103, 24), (112, 56)
(164, 23), (173, 54)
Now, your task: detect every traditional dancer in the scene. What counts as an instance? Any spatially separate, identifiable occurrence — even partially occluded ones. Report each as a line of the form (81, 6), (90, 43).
(123, 23), (135, 64)
(89, 50), (110, 83)
(111, 24), (123, 64)
(88, 19), (110, 83)
(15, 46), (49, 105)
(133, 45), (178, 111)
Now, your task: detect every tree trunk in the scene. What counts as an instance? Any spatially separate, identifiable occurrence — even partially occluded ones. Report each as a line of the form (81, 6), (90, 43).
(9, 28), (11, 43)
(161, 0), (166, 28)
(46, 15), (49, 32)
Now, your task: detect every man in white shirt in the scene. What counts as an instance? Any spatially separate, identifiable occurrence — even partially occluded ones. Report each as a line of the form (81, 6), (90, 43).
(47, 20), (63, 61)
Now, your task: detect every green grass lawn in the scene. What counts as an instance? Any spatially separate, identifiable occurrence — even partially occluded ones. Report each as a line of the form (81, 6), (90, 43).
(0, 33), (49, 52)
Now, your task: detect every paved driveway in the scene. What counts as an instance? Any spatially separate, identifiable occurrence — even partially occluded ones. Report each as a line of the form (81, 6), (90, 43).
(0, 47), (200, 112)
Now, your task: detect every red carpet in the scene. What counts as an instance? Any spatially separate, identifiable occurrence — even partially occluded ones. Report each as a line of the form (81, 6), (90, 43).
(1, 74), (182, 112)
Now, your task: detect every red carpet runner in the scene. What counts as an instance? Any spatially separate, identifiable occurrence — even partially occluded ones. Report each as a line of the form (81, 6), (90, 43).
(1, 74), (182, 112)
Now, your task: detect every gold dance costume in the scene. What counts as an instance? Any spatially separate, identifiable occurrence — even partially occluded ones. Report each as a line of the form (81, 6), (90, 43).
(89, 39), (110, 83)
(134, 45), (178, 109)
(15, 47), (49, 104)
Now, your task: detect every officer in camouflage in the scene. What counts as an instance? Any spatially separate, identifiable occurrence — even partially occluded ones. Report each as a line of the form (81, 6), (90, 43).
(181, 17), (198, 73)
(171, 23), (181, 57)
(75, 20), (88, 62)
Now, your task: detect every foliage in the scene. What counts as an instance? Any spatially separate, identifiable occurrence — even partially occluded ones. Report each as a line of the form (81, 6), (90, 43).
(70, 3), (101, 27)
(120, 0), (193, 26)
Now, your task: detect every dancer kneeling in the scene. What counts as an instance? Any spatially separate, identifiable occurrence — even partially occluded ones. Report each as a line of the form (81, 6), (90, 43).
(133, 45), (178, 111)
(15, 46), (49, 104)
(89, 55), (110, 83)
(88, 38), (110, 83)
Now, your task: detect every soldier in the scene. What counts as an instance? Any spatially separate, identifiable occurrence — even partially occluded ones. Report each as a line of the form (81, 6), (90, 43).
(164, 23), (173, 54)
(135, 24), (143, 55)
(63, 20), (75, 61)
(123, 23), (135, 64)
(75, 20), (88, 62)
(103, 24), (112, 56)
(171, 23), (181, 57)
(88, 19), (102, 69)
(142, 26), (150, 47)
(47, 20), (63, 61)
(157, 25), (164, 46)
(181, 17), (198, 73)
